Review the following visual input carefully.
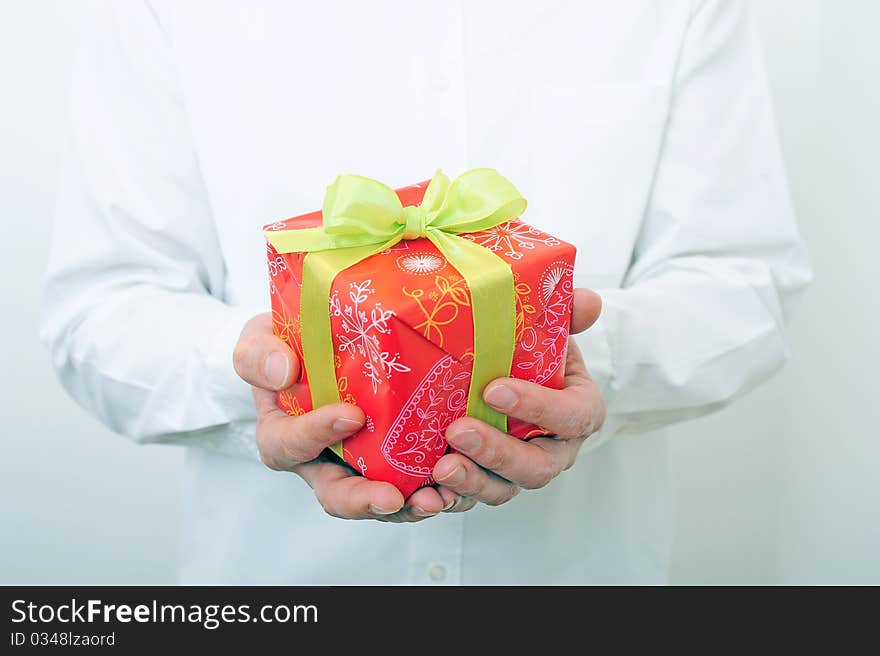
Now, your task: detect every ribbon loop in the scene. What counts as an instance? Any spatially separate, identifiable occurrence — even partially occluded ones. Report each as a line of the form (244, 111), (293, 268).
(265, 168), (527, 254)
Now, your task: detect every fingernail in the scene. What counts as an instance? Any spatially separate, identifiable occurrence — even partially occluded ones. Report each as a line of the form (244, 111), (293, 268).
(264, 351), (290, 389)
(447, 428), (481, 453)
(412, 506), (437, 517)
(332, 417), (363, 434)
(368, 504), (397, 516)
(484, 384), (517, 411)
(435, 465), (465, 486)
(442, 497), (456, 511)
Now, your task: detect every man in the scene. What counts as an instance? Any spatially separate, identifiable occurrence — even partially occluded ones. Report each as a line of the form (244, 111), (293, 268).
(41, 1), (810, 584)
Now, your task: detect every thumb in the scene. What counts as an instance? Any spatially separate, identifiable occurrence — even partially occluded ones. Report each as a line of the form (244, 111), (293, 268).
(569, 288), (602, 335)
(233, 312), (301, 390)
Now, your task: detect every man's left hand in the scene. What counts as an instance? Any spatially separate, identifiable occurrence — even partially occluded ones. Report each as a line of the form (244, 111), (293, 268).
(432, 288), (606, 512)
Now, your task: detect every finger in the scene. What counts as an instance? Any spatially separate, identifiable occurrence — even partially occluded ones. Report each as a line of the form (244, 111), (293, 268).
(295, 459), (405, 519)
(442, 494), (478, 514)
(406, 486), (447, 517)
(432, 452), (520, 505)
(233, 312), (300, 390)
(436, 486), (460, 512)
(377, 487), (449, 523)
(482, 341), (604, 438)
(529, 436), (587, 474)
(253, 387), (365, 470)
(443, 419), (586, 490)
(570, 288), (602, 335)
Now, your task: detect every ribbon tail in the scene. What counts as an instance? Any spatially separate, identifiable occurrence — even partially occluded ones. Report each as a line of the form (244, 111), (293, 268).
(265, 226), (338, 253)
(428, 232), (516, 432)
(267, 226), (395, 254)
(300, 239), (399, 458)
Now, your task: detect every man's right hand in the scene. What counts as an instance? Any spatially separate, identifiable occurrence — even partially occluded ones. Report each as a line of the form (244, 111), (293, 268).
(233, 313), (460, 522)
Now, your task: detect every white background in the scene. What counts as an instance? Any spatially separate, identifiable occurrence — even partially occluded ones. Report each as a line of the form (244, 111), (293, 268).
(2, 1), (877, 584)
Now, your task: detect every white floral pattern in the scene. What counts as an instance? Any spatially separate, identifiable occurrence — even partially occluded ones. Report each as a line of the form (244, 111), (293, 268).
(267, 255), (287, 277)
(330, 280), (411, 394)
(539, 261), (573, 303)
(516, 327), (569, 385)
(537, 262), (574, 330)
(517, 260), (574, 385)
(463, 221), (560, 260)
(265, 221), (287, 231)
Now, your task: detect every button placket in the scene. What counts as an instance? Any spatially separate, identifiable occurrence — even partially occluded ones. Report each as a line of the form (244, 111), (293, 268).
(403, 0), (467, 586)
(409, 0), (468, 176)
(428, 563), (447, 582)
(408, 513), (464, 585)
(426, 70), (452, 93)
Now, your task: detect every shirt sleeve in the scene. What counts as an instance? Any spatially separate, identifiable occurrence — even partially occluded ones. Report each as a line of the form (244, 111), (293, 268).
(39, 2), (262, 460)
(577, 0), (813, 448)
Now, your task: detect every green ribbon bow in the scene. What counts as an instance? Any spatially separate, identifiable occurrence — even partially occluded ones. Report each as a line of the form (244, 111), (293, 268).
(265, 169), (527, 454)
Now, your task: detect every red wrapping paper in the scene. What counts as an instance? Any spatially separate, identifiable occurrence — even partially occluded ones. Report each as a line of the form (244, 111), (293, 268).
(264, 179), (576, 497)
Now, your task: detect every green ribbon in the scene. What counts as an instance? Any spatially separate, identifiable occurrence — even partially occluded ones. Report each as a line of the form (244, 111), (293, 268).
(265, 169), (526, 456)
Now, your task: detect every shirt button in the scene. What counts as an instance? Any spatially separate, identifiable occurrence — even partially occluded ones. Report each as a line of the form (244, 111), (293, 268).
(428, 563), (447, 582)
(426, 71), (451, 93)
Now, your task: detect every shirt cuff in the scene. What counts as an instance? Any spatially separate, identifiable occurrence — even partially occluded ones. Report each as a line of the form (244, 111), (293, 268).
(573, 293), (619, 454)
(202, 305), (265, 425)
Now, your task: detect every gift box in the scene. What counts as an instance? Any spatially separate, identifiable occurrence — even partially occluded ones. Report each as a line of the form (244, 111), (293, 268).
(263, 170), (575, 497)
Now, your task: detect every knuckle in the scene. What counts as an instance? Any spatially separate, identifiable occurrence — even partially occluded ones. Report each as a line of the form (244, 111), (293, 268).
(590, 398), (607, 434)
(575, 407), (596, 437)
(480, 443), (507, 473)
(449, 497), (477, 513)
(297, 438), (325, 463)
(562, 438), (586, 471)
(455, 465), (485, 498)
(257, 446), (282, 471)
(323, 506), (344, 520)
(524, 460), (557, 490)
(484, 483), (519, 507)
(255, 424), (283, 471)
(315, 492), (343, 519)
(524, 400), (548, 428)
(559, 412), (591, 439)
(232, 340), (251, 376)
(277, 431), (310, 466)
(258, 453), (282, 471)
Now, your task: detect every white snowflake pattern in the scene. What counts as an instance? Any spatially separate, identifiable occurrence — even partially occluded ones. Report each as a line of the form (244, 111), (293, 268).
(396, 252), (445, 275)
(330, 280), (411, 394)
(357, 456), (368, 474)
(463, 221), (560, 260)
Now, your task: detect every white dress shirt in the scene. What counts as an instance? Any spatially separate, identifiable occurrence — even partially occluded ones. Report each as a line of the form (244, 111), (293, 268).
(41, 1), (811, 584)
